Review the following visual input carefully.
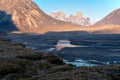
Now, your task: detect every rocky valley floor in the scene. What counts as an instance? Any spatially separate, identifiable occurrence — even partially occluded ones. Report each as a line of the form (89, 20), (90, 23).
(0, 37), (120, 80)
(8, 32), (120, 66)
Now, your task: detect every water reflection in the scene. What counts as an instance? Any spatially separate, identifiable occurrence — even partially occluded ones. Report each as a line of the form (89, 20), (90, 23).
(55, 40), (82, 51)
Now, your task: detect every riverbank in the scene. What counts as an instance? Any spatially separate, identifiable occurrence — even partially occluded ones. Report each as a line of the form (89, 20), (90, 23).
(8, 33), (120, 66)
(0, 37), (120, 80)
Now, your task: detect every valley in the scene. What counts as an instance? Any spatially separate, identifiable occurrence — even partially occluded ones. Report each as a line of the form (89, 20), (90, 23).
(0, 0), (120, 79)
(6, 32), (120, 66)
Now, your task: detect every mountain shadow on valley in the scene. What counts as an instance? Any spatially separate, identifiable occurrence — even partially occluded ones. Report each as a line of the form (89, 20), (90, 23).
(0, 11), (18, 35)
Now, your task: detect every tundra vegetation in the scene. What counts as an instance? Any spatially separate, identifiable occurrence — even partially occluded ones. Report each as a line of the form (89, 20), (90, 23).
(0, 38), (120, 80)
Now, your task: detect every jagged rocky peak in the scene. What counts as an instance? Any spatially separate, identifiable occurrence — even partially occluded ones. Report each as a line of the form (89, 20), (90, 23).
(50, 11), (67, 18)
(76, 12), (83, 19)
(49, 11), (94, 26)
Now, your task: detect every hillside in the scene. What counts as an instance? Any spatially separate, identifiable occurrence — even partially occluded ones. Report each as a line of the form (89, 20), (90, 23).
(0, 0), (82, 34)
(0, 0), (120, 34)
(95, 8), (120, 26)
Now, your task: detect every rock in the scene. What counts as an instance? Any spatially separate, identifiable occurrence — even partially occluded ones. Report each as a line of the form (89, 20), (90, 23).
(94, 8), (120, 26)
(0, 0), (81, 34)
(49, 11), (94, 26)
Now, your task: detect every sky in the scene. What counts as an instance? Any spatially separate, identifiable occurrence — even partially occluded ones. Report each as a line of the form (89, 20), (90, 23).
(33, 0), (120, 21)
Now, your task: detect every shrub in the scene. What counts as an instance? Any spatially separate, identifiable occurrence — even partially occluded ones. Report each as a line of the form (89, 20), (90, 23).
(0, 63), (21, 77)
(3, 73), (32, 80)
(47, 65), (75, 73)
(17, 53), (42, 61)
(37, 62), (51, 69)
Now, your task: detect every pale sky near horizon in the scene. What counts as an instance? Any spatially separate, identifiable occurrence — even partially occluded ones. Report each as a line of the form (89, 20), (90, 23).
(33, 0), (120, 21)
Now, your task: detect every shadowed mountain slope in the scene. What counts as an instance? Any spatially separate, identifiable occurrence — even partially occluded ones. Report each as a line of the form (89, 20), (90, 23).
(0, 11), (18, 32)
(0, 0), (81, 34)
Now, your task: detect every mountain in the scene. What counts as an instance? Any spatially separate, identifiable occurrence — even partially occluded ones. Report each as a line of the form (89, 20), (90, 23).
(0, 0), (120, 34)
(50, 11), (95, 26)
(50, 11), (67, 21)
(0, 0), (81, 34)
(95, 8), (120, 26)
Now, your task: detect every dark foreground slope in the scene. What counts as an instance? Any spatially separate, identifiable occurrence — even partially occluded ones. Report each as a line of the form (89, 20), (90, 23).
(0, 38), (120, 80)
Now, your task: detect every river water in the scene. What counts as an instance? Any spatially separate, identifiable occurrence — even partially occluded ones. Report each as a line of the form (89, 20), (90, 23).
(7, 33), (120, 67)
(54, 40), (120, 66)
(22, 39), (120, 66)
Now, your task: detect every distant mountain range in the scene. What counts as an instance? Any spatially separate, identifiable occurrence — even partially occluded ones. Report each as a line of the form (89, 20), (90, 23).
(0, 0), (120, 34)
(50, 11), (95, 26)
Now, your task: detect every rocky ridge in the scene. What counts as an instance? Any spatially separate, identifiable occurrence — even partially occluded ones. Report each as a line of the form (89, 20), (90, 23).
(0, 0), (81, 33)
(50, 11), (95, 26)
(95, 8), (120, 26)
